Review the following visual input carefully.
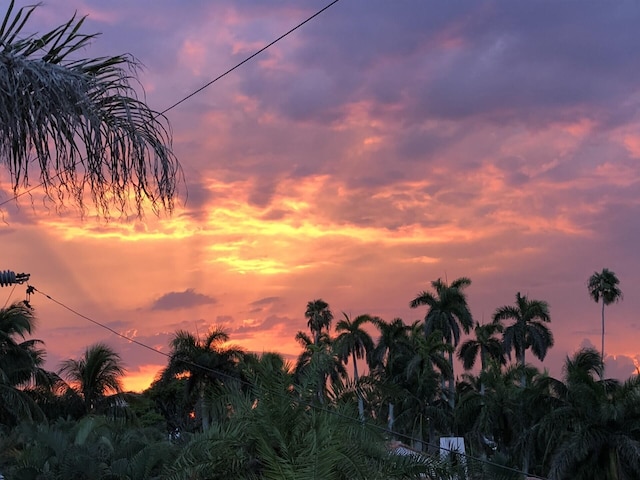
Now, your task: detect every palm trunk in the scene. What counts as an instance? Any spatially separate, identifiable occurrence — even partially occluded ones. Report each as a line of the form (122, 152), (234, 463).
(448, 350), (455, 409)
(518, 321), (527, 387)
(388, 402), (395, 433)
(414, 415), (424, 452)
(518, 349), (526, 387)
(480, 348), (486, 396)
(523, 451), (529, 476)
(601, 299), (606, 364)
(352, 351), (365, 420)
(609, 450), (619, 480)
(199, 387), (210, 431)
(428, 417), (437, 455)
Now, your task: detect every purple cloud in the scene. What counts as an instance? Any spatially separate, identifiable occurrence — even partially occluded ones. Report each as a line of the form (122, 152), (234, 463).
(150, 288), (217, 311)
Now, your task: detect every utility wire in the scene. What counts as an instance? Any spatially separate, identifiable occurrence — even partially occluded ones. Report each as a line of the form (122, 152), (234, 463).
(157, 0), (341, 117)
(2, 283), (16, 308)
(31, 285), (547, 480)
(0, 0), (342, 209)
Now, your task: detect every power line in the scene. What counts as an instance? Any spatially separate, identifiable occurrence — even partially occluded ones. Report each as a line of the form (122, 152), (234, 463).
(0, 0), (343, 209)
(157, 0), (342, 117)
(31, 285), (547, 480)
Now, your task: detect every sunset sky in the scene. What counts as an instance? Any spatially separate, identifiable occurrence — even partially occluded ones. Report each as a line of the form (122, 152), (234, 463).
(2, 0), (640, 391)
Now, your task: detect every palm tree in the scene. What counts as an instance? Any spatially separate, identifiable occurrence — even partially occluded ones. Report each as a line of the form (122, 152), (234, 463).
(410, 277), (473, 407)
(587, 268), (623, 363)
(493, 292), (553, 387)
(457, 321), (505, 395)
(543, 348), (640, 480)
(456, 360), (546, 476)
(0, 301), (39, 385)
(305, 299), (334, 346)
(294, 331), (346, 405)
(59, 342), (126, 412)
(0, 1), (180, 217)
(160, 327), (244, 431)
(334, 312), (374, 420)
(0, 301), (48, 423)
(370, 317), (412, 433)
(165, 359), (447, 480)
(396, 327), (453, 451)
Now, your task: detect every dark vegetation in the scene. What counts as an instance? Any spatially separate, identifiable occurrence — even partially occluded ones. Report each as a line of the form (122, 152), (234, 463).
(0, 271), (634, 480)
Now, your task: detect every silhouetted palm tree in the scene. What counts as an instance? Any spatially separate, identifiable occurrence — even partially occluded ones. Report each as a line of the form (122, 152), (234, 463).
(410, 277), (473, 407)
(161, 328), (244, 431)
(0, 301), (48, 423)
(587, 268), (623, 362)
(59, 342), (125, 412)
(334, 312), (374, 419)
(370, 317), (412, 433)
(305, 299), (334, 346)
(493, 292), (553, 387)
(395, 326), (453, 451)
(165, 358), (446, 480)
(0, 1), (180, 216)
(294, 331), (346, 405)
(457, 321), (505, 395)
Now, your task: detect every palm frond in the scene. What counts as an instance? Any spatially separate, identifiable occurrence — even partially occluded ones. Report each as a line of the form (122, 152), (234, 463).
(0, 1), (181, 217)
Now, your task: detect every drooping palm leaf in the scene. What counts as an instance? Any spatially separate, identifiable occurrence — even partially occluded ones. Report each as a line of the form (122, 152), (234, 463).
(0, 1), (181, 216)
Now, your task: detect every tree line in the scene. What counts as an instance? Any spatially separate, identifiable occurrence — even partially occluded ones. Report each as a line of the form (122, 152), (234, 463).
(0, 269), (633, 479)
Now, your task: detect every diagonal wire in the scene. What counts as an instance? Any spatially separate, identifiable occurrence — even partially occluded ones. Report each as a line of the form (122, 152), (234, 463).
(0, 0), (343, 209)
(2, 283), (16, 308)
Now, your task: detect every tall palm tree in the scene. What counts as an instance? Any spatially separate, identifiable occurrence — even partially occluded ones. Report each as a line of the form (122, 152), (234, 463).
(334, 312), (374, 420)
(0, 1), (180, 217)
(410, 277), (473, 407)
(305, 299), (334, 346)
(59, 342), (126, 412)
(160, 327), (244, 431)
(587, 268), (623, 363)
(457, 321), (505, 395)
(370, 317), (412, 433)
(493, 292), (553, 387)
(395, 326), (453, 451)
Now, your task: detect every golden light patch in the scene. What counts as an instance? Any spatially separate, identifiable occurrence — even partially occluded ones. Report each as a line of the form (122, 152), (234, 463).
(121, 364), (165, 393)
(363, 136), (383, 145)
(403, 256), (440, 264)
(211, 254), (287, 275)
(41, 216), (197, 242)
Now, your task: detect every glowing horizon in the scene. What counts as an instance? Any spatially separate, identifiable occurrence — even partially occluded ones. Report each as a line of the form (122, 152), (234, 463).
(2, 0), (640, 389)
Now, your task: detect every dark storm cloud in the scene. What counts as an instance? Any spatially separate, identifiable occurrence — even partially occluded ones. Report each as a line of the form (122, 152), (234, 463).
(150, 288), (217, 311)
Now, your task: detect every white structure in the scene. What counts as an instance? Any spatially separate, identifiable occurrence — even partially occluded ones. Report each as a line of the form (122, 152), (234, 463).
(440, 437), (467, 478)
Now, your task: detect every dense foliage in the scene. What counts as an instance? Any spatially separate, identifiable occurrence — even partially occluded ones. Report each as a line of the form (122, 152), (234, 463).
(0, 268), (633, 479)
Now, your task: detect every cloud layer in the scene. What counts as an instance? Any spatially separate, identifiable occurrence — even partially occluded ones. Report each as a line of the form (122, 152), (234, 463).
(2, 0), (640, 388)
